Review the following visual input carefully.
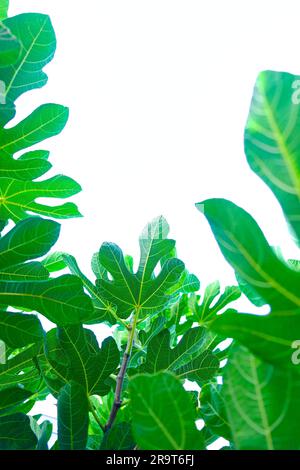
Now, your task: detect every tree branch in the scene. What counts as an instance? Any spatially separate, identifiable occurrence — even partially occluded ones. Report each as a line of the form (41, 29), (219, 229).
(104, 310), (139, 433)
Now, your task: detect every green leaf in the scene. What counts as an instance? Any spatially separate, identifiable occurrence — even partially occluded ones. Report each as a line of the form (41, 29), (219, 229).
(0, 275), (93, 325)
(58, 381), (88, 450)
(212, 307), (300, 373)
(223, 344), (300, 449)
(129, 372), (204, 450)
(43, 325), (119, 396)
(0, 14), (56, 124)
(0, 262), (49, 281)
(96, 216), (186, 319)
(0, 151), (51, 181)
(30, 418), (52, 450)
(100, 422), (135, 450)
(0, 1), (8, 21)
(140, 327), (219, 383)
(0, 412), (37, 449)
(0, 343), (41, 390)
(0, 311), (44, 348)
(0, 21), (21, 64)
(245, 70), (300, 245)
(200, 382), (231, 441)
(0, 104), (68, 155)
(0, 217), (60, 269)
(42, 251), (67, 273)
(197, 198), (300, 309)
(191, 281), (241, 325)
(0, 386), (32, 417)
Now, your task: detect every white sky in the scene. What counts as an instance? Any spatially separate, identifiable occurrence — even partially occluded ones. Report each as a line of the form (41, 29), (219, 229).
(9, 0), (300, 299)
(7, 0), (300, 448)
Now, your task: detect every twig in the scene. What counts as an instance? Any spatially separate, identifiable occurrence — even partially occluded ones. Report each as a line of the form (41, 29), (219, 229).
(104, 310), (139, 432)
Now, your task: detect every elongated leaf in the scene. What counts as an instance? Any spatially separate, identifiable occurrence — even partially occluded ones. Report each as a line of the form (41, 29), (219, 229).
(0, 217), (60, 269)
(223, 344), (300, 449)
(0, 275), (94, 325)
(0, 311), (44, 348)
(0, 261), (49, 281)
(129, 372), (203, 450)
(0, 104), (68, 155)
(245, 70), (300, 245)
(197, 198), (300, 310)
(0, 13), (56, 124)
(58, 381), (88, 450)
(0, 151), (51, 180)
(30, 418), (52, 450)
(96, 216), (186, 319)
(212, 307), (300, 373)
(0, 413), (37, 449)
(42, 251), (67, 273)
(43, 325), (119, 396)
(0, 386), (32, 416)
(140, 327), (219, 383)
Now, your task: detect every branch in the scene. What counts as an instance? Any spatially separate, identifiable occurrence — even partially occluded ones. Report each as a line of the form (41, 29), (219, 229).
(104, 310), (139, 433)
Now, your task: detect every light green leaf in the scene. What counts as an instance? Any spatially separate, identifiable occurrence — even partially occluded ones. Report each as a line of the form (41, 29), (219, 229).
(0, 151), (51, 181)
(223, 344), (300, 449)
(42, 251), (67, 273)
(0, 343), (41, 390)
(197, 198), (300, 310)
(43, 325), (119, 396)
(140, 327), (219, 383)
(0, 13), (56, 124)
(212, 307), (300, 373)
(0, 1), (8, 21)
(58, 381), (88, 450)
(0, 20), (21, 64)
(96, 216), (186, 319)
(0, 275), (94, 325)
(0, 412), (37, 449)
(129, 372), (204, 450)
(245, 70), (300, 245)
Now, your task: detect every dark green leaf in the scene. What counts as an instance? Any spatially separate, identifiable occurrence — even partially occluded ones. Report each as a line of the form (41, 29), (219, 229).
(0, 311), (44, 348)
(0, 412), (37, 449)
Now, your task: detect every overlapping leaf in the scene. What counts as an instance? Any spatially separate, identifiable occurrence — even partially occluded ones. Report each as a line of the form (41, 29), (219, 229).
(129, 372), (204, 450)
(245, 70), (300, 245)
(200, 381), (231, 441)
(197, 198), (300, 310)
(0, 20), (21, 64)
(57, 381), (89, 450)
(222, 344), (300, 449)
(42, 325), (119, 396)
(0, 412), (37, 449)
(95, 216), (190, 319)
(139, 327), (219, 383)
(0, 13), (56, 124)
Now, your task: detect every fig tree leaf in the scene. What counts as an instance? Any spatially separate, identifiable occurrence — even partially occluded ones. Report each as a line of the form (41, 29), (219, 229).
(129, 372), (204, 450)
(0, 343), (41, 390)
(223, 344), (300, 449)
(0, 386), (32, 417)
(57, 381), (88, 450)
(0, 217), (60, 269)
(245, 70), (300, 245)
(140, 327), (219, 383)
(43, 325), (120, 396)
(211, 307), (300, 373)
(0, 275), (94, 325)
(0, 311), (44, 348)
(197, 198), (300, 310)
(0, 13), (56, 125)
(0, 151), (51, 181)
(41, 252), (67, 273)
(96, 216), (186, 319)
(0, 412), (37, 449)
(0, 262), (49, 281)
(200, 382), (231, 441)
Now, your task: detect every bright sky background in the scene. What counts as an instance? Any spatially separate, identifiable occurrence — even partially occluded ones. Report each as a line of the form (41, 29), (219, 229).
(7, 0), (300, 446)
